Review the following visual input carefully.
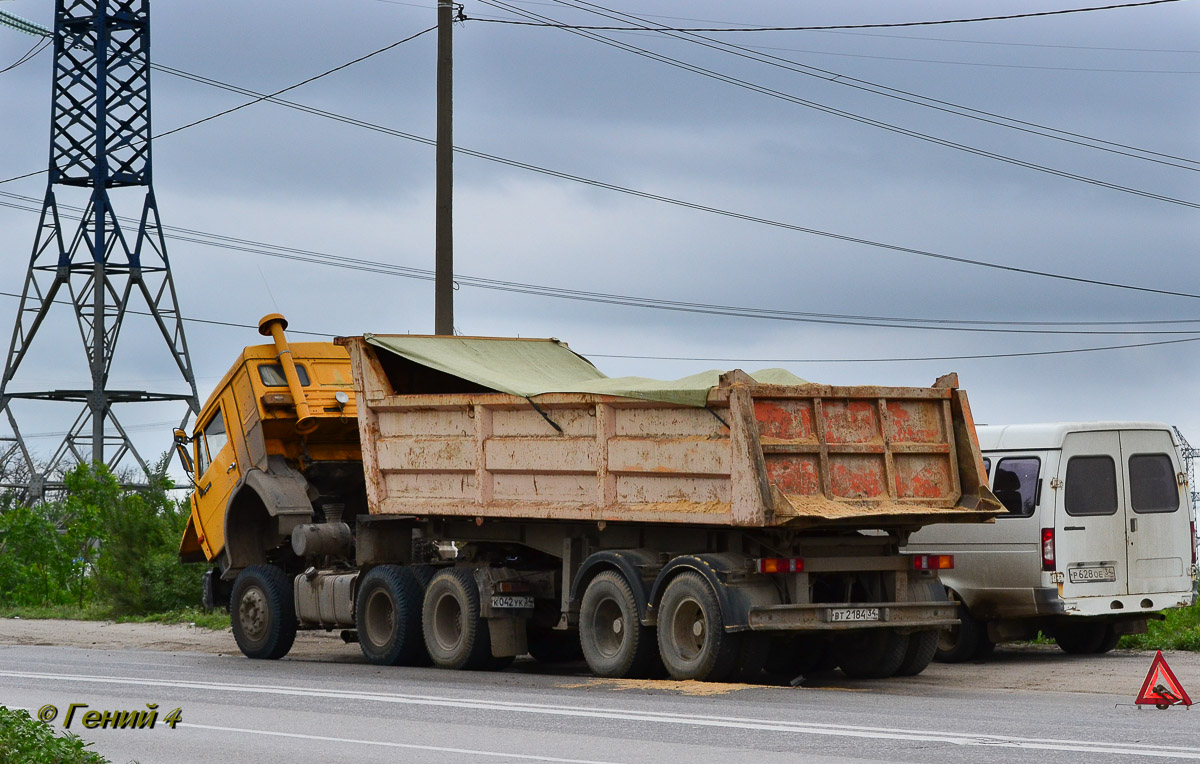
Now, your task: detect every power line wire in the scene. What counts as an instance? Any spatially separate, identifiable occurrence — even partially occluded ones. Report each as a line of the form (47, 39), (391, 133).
(478, 0), (1200, 205)
(3, 189), (1199, 335)
(551, 0), (1197, 170)
(0, 37), (48, 74)
(473, 1), (1186, 32)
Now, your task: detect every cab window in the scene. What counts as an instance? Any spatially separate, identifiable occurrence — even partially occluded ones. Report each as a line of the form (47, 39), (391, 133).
(197, 409), (227, 476)
(259, 363), (310, 387)
(991, 457), (1039, 517)
(982, 457), (991, 477)
(1064, 455), (1118, 516)
(1128, 453), (1179, 514)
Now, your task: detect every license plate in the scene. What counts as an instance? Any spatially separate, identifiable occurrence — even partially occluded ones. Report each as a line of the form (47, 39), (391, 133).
(829, 607), (881, 622)
(1068, 565), (1116, 583)
(490, 595), (534, 609)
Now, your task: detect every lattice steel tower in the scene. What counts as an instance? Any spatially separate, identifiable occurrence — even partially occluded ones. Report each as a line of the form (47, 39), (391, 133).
(0, 0), (198, 498)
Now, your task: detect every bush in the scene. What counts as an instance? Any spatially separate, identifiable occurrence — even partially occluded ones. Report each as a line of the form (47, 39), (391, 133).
(0, 459), (203, 616)
(0, 706), (107, 764)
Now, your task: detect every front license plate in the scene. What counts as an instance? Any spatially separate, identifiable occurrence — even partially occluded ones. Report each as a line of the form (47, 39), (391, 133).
(1068, 566), (1116, 583)
(829, 607), (881, 623)
(491, 595), (534, 609)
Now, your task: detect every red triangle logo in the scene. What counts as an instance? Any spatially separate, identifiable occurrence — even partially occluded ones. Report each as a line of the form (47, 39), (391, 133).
(1135, 650), (1192, 707)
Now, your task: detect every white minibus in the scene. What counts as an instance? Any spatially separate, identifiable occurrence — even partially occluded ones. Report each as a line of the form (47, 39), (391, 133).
(907, 422), (1198, 661)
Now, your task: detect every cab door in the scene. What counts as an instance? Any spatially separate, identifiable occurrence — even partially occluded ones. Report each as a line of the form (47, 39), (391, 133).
(1119, 430), (1191, 595)
(1056, 430), (1127, 598)
(192, 391), (242, 559)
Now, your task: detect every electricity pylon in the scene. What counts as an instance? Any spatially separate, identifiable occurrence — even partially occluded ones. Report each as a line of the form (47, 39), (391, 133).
(0, 0), (198, 501)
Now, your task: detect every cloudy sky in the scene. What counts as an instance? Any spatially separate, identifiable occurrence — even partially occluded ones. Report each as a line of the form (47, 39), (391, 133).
(0, 0), (1197, 481)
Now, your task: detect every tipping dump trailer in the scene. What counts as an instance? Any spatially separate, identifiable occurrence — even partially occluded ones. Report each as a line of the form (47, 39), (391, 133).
(177, 315), (1001, 682)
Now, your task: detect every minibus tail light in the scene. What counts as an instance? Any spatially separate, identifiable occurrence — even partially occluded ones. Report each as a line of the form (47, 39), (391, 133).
(1042, 528), (1056, 571)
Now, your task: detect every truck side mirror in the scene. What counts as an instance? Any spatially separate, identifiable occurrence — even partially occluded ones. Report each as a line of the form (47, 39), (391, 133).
(173, 428), (195, 474)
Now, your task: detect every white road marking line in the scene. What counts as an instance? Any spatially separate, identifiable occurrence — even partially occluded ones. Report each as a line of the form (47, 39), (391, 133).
(1, 670), (1196, 759)
(177, 723), (623, 763)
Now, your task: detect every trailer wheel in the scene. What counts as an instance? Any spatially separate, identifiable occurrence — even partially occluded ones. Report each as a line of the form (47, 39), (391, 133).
(230, 565), (297, 660)
(894, 582), (945, 677)
(1053, 621), (1108, 654)
(656, 572), (741, 682)
(579, 571), (660, 678)
(357, 565), (430, 667)
(836, 630), (910, 679)
(934, 599), (987, 663)
(764, 636), (836, 681)
(422, 568), (496, 671)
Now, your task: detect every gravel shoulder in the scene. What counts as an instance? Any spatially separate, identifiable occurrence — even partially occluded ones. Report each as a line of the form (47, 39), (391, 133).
(1, 617), (1196, 698)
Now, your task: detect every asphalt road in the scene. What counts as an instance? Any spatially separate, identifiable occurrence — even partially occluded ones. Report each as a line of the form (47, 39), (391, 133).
(1, 644), (1197, 764)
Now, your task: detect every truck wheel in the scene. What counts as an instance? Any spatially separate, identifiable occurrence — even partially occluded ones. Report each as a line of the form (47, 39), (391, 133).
(934, 601), (985, 663)
(836, 630), (910, 679)
(1053, 621), (1107, 654)
(579, 571), (660, 678)
(894, 581), (946, 677)
(356, 565), (429, 667)
(764, 636), (836, 681)
(230, 565), (297, 660)
(1093, 624), (1121, 654)
(527, 624), (584, 664)
(422, 568), (494, 671)
(656, 572), (741, 682)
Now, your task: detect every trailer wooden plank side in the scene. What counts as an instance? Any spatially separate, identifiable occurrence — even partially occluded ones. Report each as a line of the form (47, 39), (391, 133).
(342, 337), (996, 531)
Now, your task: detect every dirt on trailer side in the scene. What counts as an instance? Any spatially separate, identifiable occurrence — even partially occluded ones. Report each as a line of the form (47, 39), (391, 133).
(2, 617), (1195, 698)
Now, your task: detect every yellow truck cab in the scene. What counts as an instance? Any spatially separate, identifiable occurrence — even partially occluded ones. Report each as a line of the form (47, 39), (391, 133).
(177, 315), (362, 598)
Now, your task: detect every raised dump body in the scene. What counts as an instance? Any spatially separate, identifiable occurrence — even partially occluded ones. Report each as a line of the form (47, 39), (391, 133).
(179, 319), (1000, 684)
(346, 336), (995, 531)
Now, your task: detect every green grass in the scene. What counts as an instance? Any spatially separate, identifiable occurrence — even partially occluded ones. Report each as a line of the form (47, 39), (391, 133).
(0, 707), (107, 764)
(1120, 603), (1200, 651)
(0, 605), (230, 631)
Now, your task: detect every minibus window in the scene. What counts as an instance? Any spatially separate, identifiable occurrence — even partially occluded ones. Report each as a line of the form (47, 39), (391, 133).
(1064, 456), (1118, 516)
(1128, 454), (1179, 514)
(992, 457), (1039, 517)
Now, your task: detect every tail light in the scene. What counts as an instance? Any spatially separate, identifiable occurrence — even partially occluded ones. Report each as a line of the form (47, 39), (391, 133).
(755, 558), (804, 574)
(1042, 528), (1056, 571)
(911, 554), (954, 571)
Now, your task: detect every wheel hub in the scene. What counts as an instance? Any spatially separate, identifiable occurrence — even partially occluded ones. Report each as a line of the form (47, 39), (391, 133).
(239, 587), (268, 642)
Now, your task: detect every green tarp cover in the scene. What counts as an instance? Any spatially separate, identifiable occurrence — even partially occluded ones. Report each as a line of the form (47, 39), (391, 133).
(364, 335), (808, 408)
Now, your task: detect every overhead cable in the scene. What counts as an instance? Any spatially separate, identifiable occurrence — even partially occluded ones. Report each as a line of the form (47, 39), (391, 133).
(473, 1), (1186, 32)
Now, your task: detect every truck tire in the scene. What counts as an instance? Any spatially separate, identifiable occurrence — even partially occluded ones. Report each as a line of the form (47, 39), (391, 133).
(422, 568), (495, 671)
(1054, 621), (1107, 654)
(764, 636), (835, 681)
(527, 624), (584, 664)
(656, 572), (741, 682)
(934, 600), (987, 663)
(357, 565), (430, 667)
(835, 630), (910, 679)
(1093, 624), (1121, 654)
(894, 581), (945, 677)
(579, 571), (660, 678)
(230, 565), (297, 660)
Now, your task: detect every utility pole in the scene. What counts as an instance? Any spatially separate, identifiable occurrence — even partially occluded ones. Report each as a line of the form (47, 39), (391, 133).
(434, 0), (455, 335)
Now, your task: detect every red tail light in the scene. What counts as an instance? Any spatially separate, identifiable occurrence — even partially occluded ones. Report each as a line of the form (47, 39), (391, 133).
(1042, 528), (1056, 571)
(911, 554), (954, 570)
(755, 558), (804, 574)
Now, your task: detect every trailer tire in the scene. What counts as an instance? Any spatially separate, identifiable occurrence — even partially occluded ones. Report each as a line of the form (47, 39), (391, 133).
(1054, 621), (1107, 654)
(836, 629), (910, 679)
(895, 581), (946, 677)
(357, 565), (430, 667)
(579, 571), (661, 678)
(764, 636), (836, 681)
(422, 568), (494, 671)
(230, 565), (297, 660)
(656, 572), (741, 682)
(934, 599), (986, 663)
(527, 625), (584, 664)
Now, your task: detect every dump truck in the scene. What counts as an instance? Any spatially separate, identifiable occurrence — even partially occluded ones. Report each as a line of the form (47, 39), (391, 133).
(176, 315), (1001, 682)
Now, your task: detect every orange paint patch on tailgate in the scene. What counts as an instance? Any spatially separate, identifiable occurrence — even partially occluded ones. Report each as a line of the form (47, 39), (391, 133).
(754, 400), (815, 441)
(765, 456), (820, 495)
